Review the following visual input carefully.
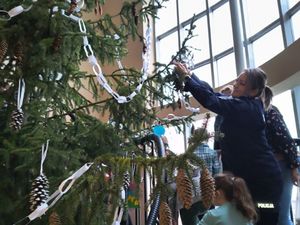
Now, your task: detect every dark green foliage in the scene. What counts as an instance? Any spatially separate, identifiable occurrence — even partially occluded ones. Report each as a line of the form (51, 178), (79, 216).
(0, 1), (201, 224)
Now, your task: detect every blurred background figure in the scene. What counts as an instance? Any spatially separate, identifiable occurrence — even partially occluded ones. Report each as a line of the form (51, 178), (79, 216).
(262, 86), (300, 225)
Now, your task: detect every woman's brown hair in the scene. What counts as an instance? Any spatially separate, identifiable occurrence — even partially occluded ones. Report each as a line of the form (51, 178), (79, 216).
(214, 173), (258, 223)
(244, 68), (267, 97)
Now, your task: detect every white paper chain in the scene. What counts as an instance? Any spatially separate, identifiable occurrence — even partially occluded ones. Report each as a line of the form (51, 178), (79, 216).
(61, 9), (152, 103)
(17, 78), (25, 111)
(40, 140), (50, 175)
(0, 1), (37, 21)
(178, 93), (200, 113)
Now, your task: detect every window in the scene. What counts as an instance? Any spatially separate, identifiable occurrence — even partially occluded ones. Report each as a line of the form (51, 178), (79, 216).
(156, 32), (179, 64)
(288, 0), (299, 9)
(182, 17), (210, 63)
(291, 11), (300, 40)
(252, 26), (284, 66)
(192, 64), (213, 86)
(155, 0), (177, 35)
(243, 0), (279, 36)
(178, 0), (206, 23)
(215, 53), (236, 86)
(211, 2), (233, 54)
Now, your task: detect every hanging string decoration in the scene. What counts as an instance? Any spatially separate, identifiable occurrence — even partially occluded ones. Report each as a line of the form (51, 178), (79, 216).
(10, 78), (25, 131)
(61, 8), (152, 104)
(159, 201), (173, 225)
(29, 140), (50, 212)
(176, 169), (193, 209)
(200, 167), (215, 209)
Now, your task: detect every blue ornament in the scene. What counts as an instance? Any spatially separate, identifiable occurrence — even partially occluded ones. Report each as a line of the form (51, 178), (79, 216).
(152, 125), (165, 136)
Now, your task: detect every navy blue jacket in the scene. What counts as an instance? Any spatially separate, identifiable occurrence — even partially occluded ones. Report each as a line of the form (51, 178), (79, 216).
(184, 74), (282, 204)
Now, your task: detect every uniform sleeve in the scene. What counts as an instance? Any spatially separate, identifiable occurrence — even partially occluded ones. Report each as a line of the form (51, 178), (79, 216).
(266, 106), (300, 168)
(184, 74), (247, 117)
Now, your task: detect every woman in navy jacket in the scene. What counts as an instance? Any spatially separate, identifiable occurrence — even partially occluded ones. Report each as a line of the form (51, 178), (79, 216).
(174, 62), (283, 225)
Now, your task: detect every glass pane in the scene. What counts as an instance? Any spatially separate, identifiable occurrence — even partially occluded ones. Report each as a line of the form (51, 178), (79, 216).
(209, 0), (222, 7)
(292, 10), (300, 41)
(252, 26), (284, 66)
(273, 90), (297, 137)
(182, 17), (210, 63)
(155, 0), (177, 35)
(178, 0), (206, 23)
(164, 125), (185, 154)
(215, 53), (236, 87)
(288, 0), (299, 9)
(156, 32), (179, 65)
(192, 64), (213, 87)
(243, 0), (279, 36)
(211, 2), (233, 54)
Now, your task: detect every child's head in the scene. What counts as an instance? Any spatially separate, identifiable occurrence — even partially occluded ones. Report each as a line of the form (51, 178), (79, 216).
(214, 173), (258, 222)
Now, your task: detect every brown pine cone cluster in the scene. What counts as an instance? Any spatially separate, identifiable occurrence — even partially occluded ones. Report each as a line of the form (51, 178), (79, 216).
(200, 167), (215, 209)
(0, 40), (8, 63)
(176, 169), (193, 209)
(159, 201), (172, 225)
(49, 211), (62, 225)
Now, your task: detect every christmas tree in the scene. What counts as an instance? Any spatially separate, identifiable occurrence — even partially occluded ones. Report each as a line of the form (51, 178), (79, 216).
(0, 1), (205, 224)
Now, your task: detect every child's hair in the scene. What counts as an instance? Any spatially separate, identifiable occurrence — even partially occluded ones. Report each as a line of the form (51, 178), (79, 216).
(214, 172), (258, 222)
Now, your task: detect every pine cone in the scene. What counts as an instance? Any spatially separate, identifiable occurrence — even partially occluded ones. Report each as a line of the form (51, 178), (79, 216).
(176, 169), (193, 209)
(52, 35), (63, 52)
(123, 171), (130, 190)
(200, 167), (215, 209)
(0, 40), (8, 63)
(10, 109), (24, 131)
(159, 201), (172, 225)
(29, 174), (49, 212)
(14, 42), (24, 67)
(49, 211), (62, 225)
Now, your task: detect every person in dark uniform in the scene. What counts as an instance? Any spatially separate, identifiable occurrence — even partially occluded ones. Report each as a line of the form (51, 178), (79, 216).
(173, 62), (283, 225)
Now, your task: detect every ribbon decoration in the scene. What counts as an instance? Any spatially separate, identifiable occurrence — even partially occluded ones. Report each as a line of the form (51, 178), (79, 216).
(40, 140), (49, 175)
(13, 163), (93, 224)
(17, 78), (26, 111)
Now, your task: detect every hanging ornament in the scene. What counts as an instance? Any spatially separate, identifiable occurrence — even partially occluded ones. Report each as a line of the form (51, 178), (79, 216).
(10, 78), (25, 131)
(14, 42), (24, 67)
(200, 167), (215, 209)
(123, 171), (130, 191)
(176, 169), (193, 209)
(49, 211), (62, 225)
(0, 39), (8, 63)
(159, 201), (173, 225)
(52, 35), (63, 53)
(29, 140), (50, 212)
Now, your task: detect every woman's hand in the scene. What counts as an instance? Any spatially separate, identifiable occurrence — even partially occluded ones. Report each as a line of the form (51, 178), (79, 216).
(173, 61), (191, 78)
